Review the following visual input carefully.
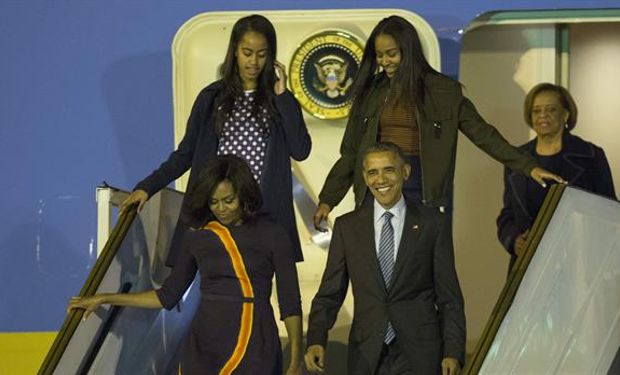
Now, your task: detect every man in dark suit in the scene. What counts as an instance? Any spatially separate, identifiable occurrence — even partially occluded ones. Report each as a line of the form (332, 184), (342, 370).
(305, 142), (465, 375)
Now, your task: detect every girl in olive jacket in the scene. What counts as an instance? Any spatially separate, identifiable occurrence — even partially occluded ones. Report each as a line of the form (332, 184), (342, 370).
(313, 15), (561, 228)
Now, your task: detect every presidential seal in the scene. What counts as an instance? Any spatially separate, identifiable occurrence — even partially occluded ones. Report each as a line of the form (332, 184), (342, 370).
(289, 30), (364, 120)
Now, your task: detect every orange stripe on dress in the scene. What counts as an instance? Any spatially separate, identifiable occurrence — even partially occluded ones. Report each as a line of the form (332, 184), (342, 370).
(205, 221), (254, 375)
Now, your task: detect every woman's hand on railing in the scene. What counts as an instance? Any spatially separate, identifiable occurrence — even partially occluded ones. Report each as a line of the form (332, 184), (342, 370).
(120, 189), (148, 213)
(68, 295), (106, 320)
(68, 291), (162, 319)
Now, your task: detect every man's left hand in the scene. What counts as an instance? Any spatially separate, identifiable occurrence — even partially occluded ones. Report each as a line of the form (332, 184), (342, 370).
(441, 357), (460, 375)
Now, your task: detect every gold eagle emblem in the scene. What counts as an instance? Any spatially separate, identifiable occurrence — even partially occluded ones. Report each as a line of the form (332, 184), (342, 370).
(313, 55), (353, 99)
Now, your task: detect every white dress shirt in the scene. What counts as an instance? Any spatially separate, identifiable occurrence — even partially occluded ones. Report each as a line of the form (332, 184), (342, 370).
(373, 195), (406, 261)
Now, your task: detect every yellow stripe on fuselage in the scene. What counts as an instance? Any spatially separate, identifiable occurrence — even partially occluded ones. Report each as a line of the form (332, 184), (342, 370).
(0, 331), (57, 375)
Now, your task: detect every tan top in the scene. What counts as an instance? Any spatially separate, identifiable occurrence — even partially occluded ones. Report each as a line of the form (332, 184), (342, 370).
(378, 99), (419, 155)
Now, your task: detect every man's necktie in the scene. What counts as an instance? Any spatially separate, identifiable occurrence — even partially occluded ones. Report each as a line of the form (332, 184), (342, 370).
(378, 211), (396, 344)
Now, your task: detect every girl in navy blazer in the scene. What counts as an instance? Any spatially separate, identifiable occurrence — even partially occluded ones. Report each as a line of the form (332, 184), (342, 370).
(121, 15), (311, 264)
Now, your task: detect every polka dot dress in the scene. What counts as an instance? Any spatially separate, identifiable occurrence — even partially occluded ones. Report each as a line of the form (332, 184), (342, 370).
(217, 91), (271, 183)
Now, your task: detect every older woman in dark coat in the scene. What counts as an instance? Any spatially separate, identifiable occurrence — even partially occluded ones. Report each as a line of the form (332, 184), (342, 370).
(497, 83), (616, 270)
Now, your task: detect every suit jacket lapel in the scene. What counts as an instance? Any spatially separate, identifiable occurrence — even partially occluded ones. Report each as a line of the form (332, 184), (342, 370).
(355, 204), (387, 292)
(390, 205), (422, 293)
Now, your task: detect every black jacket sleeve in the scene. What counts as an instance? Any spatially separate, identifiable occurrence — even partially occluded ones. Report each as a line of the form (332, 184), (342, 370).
(274, 90), (311, 161)
(306, 217), (349, 347)
(135, 86), (216, 196)
(271, 224), (302, 320)
(155, 230), (198, 310)
(497, 167), (520, 255)
(432, 211), (466, 364)
(457, 95), (538, 176)
(590, 145), (617, 200)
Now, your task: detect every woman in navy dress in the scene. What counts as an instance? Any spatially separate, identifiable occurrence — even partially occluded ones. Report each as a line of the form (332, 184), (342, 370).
(69, 155), (303, 375)
(120, 14), (311, 265)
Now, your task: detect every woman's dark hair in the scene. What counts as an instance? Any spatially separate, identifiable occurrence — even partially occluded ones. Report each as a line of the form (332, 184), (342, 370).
(185, 155), (262, 226)
(214, 14), (280, 135)
(523, 82), (578, 131)
(349, 15), (444, 112)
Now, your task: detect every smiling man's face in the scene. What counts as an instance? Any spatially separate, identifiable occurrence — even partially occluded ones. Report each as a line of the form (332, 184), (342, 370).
(362, 150), (411, 209)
